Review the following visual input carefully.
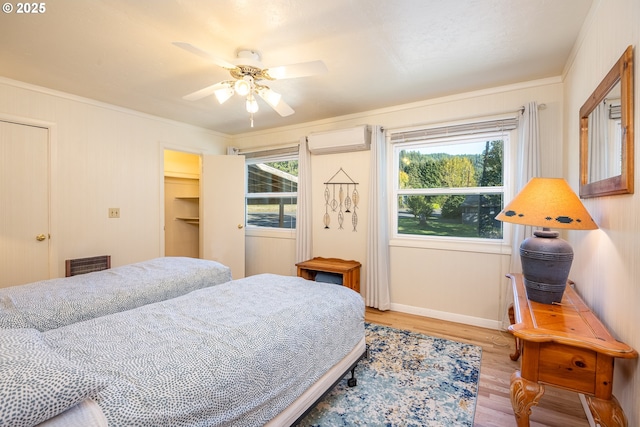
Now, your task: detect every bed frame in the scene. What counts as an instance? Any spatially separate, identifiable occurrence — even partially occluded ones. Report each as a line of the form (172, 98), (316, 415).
(292, 346), (369, 425)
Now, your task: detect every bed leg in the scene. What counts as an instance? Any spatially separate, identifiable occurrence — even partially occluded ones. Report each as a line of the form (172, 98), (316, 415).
(346, 345), (368, 387)
(347, 367), (357, 387)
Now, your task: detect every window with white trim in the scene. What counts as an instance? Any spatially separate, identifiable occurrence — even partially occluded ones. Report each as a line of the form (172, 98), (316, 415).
(391, 118), (516, 240)
(244, 146), (298, 229)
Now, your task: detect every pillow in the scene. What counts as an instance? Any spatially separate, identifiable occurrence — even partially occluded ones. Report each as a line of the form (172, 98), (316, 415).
(0, 329), (106, 427)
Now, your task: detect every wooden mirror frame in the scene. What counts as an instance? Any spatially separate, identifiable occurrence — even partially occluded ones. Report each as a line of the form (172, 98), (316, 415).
(579, 45), (634, 198)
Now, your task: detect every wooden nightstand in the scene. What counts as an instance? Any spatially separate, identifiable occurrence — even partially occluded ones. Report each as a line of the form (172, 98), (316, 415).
(507, 273), (637, 427)
(295, 257), (361, 293)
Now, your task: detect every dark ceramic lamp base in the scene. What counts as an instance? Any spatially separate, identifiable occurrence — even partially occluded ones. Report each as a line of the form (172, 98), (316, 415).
(520, 229), (574, 304)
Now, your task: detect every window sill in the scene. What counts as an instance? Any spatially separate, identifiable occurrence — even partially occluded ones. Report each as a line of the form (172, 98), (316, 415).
(389, 236), (511, 255)
(245, 227), (296, 239)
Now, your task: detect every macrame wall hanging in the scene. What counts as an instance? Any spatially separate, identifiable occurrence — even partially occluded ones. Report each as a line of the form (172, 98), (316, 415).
(323, 168), (359, 231)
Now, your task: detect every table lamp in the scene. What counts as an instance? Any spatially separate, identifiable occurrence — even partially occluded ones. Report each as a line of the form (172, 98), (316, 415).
(495, 178), (598, 304)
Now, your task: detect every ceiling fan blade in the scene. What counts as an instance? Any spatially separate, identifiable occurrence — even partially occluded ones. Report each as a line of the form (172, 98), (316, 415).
(269, 98), (295, 117)
(265, 60), (328, 80)
(183, 82), (228, 101)
(172, 42), (236, 69)
(257, 88), (294, 117)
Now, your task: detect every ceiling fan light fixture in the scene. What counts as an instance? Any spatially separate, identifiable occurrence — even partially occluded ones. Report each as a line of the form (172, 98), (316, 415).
(213, 86), (234, 104)
(234, 77), (252, 97)
(175, 43), (317, 125)
(246, 96), (259, 113)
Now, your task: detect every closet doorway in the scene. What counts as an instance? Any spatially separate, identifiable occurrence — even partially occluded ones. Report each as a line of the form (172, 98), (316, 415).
(162, 150), (246, 278)
(164, 150), (200, 258)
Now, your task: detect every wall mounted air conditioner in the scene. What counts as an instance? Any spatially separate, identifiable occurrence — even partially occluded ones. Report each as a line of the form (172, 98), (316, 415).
(307, 125), (371, 155)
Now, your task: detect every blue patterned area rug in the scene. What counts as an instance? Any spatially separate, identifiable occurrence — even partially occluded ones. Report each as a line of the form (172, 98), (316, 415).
(299, 323), (482, 426)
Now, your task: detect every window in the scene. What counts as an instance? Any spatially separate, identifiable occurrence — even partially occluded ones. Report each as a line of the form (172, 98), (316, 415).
(244, 146), (298, 229)
(391, 118), (516, 240)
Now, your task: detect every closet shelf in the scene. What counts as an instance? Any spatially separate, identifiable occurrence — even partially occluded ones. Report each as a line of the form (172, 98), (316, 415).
(176, 217), (199, 225)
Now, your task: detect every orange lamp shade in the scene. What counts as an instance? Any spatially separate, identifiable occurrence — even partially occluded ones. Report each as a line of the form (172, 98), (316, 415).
(496, 178), (598, 230)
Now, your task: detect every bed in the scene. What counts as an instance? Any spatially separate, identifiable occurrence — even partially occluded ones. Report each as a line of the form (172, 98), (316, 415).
(0, 257), (232, 331)
(0, 272), (365, 427)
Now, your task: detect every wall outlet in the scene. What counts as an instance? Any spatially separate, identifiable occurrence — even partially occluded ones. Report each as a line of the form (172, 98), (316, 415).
(108, 208), (120, 218)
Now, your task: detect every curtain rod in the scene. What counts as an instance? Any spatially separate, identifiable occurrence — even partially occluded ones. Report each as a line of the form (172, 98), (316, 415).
(518, 103), (547, 114)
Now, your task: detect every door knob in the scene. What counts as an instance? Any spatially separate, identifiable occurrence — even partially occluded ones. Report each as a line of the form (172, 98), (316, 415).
(36, 234), (46, 241)
(237, 224), (244, 229)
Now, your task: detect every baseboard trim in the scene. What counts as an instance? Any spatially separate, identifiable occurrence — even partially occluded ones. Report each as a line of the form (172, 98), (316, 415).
(389, 303), (502, 330)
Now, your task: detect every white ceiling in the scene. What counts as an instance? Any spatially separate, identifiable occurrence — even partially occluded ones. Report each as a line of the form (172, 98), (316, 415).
(1, 0), (592, 135)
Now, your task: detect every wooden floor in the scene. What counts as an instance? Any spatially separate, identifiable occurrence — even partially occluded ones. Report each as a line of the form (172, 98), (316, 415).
(365, 307), (590, 427)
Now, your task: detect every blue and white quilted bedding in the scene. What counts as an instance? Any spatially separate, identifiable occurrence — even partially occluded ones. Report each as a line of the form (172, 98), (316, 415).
(0, 257), (231, 331)
(34, 274), (364, 426)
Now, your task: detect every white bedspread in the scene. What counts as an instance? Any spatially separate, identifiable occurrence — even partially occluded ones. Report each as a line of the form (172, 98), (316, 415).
(42, 274), (365, 427)
(37, 399), (107, 427)
(0, 257), (231, 331)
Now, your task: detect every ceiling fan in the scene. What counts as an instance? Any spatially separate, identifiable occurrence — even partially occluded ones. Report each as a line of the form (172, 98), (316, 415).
(173, 42), (328, 127)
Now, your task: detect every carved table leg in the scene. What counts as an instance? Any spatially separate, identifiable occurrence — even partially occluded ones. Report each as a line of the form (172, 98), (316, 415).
(510, 371), (544, 427)
(587, 395), (628, 427)
(508, 304), (521, 361)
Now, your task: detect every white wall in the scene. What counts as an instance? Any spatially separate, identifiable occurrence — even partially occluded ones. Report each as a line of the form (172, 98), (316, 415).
(234, 78), (565, 329)
(311, 150), (370, 264)
(0, 78), (230, 277)
(563, 0), (640, 423)
(245, 230), (297, 276)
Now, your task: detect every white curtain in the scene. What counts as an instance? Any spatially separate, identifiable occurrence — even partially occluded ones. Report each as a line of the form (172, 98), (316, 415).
(501, 101), (540, 328)
(588, 101), (609, 182)
(295, 136), (313, 263)
(510, 102), (541, 272)
(588, 100), (624, 182)
(365, 126), (391, 310)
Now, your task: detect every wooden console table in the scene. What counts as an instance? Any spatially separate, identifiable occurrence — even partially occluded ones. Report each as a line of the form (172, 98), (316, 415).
(507, 273), (637, 427)
(296, 257), (361, 293)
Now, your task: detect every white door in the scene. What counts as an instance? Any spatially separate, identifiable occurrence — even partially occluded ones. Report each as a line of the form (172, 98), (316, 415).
(0, 120), (50, 287)
(201, 155), (245, 279)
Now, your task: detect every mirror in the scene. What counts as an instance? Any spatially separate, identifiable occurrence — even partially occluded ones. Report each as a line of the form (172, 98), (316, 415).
(580, 45), (634, 198)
